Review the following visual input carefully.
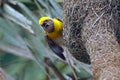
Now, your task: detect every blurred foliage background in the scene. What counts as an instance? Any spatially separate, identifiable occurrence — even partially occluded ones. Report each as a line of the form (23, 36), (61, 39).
(0, 0), (91, 80)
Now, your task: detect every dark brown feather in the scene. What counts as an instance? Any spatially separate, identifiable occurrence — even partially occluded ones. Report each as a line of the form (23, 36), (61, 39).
(45, 36), (66, 60)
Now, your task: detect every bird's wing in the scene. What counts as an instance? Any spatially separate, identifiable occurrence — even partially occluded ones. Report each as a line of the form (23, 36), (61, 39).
(45, 36), (66, 60)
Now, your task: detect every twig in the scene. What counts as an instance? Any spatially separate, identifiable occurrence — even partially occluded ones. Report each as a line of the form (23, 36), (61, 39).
(44, 57), (66, 80)
(91, 12), (105, 28)
(45, 65), (50, 80)
(92, 8), (99, 17)
(65, 47), (78, 80)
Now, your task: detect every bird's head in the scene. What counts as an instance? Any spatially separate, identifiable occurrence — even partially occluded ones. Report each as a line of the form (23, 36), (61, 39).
(39, 17), (54, 33)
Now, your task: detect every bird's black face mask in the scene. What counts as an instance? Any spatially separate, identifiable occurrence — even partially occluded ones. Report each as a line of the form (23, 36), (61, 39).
(41, 20), (54, 33)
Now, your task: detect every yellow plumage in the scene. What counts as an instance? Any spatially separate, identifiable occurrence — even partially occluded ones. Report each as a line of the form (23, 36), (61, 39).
(39, 17), (51, 24)
(39, 17), (63, 39)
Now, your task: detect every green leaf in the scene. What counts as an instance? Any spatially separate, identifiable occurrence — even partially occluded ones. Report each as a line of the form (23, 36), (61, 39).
(3, 4), (34, 34)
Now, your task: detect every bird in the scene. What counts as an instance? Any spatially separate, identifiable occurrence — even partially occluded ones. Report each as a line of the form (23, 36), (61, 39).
(38, 16), (66, 60)
(39, 16), (92, 75)
(38, 16), (91, 65)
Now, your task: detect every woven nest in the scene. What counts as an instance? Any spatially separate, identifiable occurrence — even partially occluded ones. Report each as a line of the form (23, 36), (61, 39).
(63, 0), (120, 79)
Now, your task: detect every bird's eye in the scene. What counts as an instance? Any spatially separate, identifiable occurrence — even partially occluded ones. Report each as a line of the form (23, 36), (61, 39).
(45, 24), (49, 28)
(41, 22), (49, 28)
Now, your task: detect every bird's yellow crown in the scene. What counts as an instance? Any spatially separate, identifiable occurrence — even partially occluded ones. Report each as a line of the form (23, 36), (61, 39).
(39, 16), (52, 25)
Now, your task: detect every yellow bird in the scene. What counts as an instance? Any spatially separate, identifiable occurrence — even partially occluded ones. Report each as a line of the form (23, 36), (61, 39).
(39, 16), (65, 60)
(39, 17), (91, 65)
